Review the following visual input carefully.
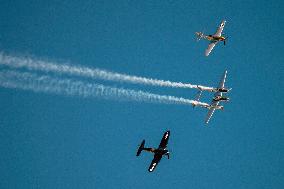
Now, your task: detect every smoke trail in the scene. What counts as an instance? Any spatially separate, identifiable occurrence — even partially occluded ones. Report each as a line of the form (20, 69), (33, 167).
(0, 70), (209, 106)
(0, 53), (214, 90)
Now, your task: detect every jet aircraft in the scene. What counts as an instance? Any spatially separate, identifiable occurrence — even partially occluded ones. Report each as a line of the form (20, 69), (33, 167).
(196, 20), (227, 56)
(136, 131), (170, 172)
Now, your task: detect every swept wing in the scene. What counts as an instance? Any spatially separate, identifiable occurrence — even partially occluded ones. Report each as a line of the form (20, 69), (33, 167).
(214, 20), (226, 37)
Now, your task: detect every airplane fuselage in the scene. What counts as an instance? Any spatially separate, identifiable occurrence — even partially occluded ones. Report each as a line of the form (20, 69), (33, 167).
(217, 88), (229, 93)
(143, 147), (168, 155)
(207, 35), (225, 42)
(156, 148), (169, 156)
(213, 95), (230, 102)
(196, 32), (226, 44)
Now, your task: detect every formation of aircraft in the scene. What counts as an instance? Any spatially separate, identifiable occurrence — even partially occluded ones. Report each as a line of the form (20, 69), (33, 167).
(136, 70), (231, 171)
(136, 20), (231, 173)
(136, 131), (170, 172)
(196, 20), (227, 56)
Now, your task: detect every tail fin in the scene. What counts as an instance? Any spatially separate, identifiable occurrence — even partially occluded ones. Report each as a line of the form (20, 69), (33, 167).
(136, 140), (145, 156)
(192, 91), (202, 108)
(195, 32), (204, 41)
(224, 36), (228, 46)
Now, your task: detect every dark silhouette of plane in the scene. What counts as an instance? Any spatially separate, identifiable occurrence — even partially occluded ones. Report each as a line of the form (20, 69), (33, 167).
(136, 131), (170, 172)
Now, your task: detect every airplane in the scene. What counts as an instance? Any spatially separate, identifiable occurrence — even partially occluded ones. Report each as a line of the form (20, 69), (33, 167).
(205, 70), (230, 124)
(136, 131), (170, 172)
(192, 70), (231, 109)
(196, 20), (227, 56)
(195, 69), (231, 96)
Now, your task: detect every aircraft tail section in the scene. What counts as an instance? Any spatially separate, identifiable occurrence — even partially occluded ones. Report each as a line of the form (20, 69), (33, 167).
(195, 32), (204, 41)
(136, 140), (145, 156)
(192, 90), (202, 108)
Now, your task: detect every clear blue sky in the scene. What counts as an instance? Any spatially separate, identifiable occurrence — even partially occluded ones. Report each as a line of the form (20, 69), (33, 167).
(0, 1), (283, 188)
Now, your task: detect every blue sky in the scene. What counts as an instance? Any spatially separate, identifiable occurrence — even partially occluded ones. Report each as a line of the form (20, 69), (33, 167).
(0, 0), (283, 188)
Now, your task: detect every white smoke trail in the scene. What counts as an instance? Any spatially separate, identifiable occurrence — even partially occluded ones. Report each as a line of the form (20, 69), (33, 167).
(0, 70), (209, 106)
(0, 53), (214, 90)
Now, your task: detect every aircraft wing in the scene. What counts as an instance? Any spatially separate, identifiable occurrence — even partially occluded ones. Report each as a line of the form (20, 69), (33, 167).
(148, 154), (162, 172)
(214, 20), (226, 37)
(205, 100), (219, 124)
(205, 41), (218, 56)
(218, 70), (227, 90)
(158, 130), (170, 149)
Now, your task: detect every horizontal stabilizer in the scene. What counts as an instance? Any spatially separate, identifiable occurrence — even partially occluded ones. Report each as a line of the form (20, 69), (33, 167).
(195, 32), (204, 41)
(136, 140), (145, 156)
(192, 91), (202, 108)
